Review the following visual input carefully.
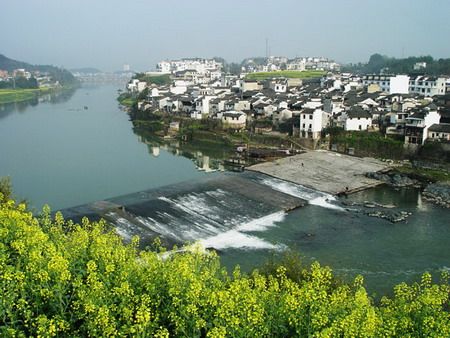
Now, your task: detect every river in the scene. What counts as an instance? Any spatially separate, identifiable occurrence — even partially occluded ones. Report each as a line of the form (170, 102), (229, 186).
(0, 84), (448, 296)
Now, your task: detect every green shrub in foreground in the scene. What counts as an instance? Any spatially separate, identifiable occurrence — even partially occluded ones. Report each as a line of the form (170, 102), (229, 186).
(0, 196), (448, 337)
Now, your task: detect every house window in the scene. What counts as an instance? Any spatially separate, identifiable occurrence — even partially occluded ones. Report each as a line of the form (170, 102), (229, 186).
(302, 123), (305, 128)
(303, 114), (306, 119)
(309, 115), (312, 119)
(359, 125), (362, 130)
(308, 124), (312, 129)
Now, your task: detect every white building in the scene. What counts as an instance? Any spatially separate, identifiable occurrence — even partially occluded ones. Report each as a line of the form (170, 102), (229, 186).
(157, 58), (223, 76)
(389, 75), (410, 94)
(156, 61), (171, 73)
(222, 111), (247, 130)
(299, 108), (328, 139)
(409, 76), (447, 97)
(404, 108), (441, 145)
(362, 74), (408, 94)
(343, 106), (372, 131)
(269, 79), (287, 93)
(428, 123), (450, 141)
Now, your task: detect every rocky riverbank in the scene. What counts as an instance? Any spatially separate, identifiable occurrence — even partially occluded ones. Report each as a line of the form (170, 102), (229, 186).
(365, 171), (421, 188)
(422, 182), (450, 208)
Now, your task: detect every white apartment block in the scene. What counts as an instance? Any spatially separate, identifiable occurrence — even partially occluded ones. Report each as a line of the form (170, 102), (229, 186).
(363, 74), (448, 96)
(362, 74), (409, 94)
(299, 108), (328, 139)
(409, 76), (447, 97)
(157, 58), (223, 75)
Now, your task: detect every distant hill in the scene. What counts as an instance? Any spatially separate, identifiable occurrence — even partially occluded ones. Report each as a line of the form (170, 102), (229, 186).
(0, 54), (77, 85)
(70, 67), (102, 74)
(344, 53), (450, 75)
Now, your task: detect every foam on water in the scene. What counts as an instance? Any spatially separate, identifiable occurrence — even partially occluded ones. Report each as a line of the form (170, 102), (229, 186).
(258, 177), (345, 211)
(107, 184), (297, 250)
(200, 231), (278, 250)
(200, 211), (286, 250)
(236, 211), (286, 232)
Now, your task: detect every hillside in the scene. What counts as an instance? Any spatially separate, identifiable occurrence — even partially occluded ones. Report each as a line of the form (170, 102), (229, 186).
(0, 54), (77, 85)
(344, 53), (450, 75)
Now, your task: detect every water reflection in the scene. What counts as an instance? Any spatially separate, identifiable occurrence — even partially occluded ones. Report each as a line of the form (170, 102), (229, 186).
(135, 130), (236, 172)
(0, 87), (78, 120)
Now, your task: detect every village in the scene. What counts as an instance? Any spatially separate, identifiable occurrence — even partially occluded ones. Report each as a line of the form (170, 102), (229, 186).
(123, 57), (450, 160)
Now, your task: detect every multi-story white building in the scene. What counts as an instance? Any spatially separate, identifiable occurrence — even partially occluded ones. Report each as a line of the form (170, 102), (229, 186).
(363, 74), (448, 97)
(362, 74), (391, 92)
(404, 107), (441, 145)
(389, 75), (410, 94)
(362, 74), (409, 94)
(409, 76), (447, 97)
(299, 107), (328, 139)
(156, 58), (223, 76)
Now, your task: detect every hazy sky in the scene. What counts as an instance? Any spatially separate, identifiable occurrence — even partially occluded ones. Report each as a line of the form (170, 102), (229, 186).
(2, 0), (450, 72)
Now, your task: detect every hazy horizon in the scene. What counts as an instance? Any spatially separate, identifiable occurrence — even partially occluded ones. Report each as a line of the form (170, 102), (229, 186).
(2, 0), (450, 72)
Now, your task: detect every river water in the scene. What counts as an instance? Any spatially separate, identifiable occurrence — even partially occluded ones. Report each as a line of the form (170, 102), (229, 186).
(0, 84), (448, 296)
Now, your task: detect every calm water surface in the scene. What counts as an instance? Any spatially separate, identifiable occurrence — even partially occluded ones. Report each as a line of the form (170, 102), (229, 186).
(0, 85), (204, 210)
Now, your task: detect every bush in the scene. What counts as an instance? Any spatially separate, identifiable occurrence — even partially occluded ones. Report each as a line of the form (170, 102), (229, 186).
(0, 199), (448, 336)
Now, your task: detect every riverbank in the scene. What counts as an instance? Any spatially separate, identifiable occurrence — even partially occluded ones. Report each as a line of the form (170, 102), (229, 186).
(0, 86), (77, 104)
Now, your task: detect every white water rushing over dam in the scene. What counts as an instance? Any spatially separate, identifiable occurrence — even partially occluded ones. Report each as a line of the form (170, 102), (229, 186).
(61, 172), (348, 251)
(255, 176), (346, 211)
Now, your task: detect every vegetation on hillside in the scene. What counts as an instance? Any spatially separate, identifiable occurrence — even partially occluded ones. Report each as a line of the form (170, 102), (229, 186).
(326, 128), (406, 160)
(117, 92), (136, 107)
(134, 73), (172, 86)
(0, 54), (77, 86)
(0, 76), (38, 90)
(344, 53), (450, 75)
(245, 70), (325, 81)
(0, 193), (448, 337)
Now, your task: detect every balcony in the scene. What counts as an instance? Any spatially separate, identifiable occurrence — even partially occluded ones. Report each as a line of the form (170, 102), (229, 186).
(405, 120), (425, 128)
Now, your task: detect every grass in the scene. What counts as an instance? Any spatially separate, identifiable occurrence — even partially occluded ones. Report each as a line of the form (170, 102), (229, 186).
(393, 165), (450, 183)
(0, 87), (56, 104)
(245, 70), (326, 81)
(119, 97), (135, 107)
(136, 73), (171, 86)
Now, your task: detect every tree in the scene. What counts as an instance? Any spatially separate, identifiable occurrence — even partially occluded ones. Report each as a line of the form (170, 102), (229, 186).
(0, 176), (12, 202)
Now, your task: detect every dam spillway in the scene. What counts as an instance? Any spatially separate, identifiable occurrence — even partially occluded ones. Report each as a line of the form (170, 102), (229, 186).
(60, 172), (342, 250)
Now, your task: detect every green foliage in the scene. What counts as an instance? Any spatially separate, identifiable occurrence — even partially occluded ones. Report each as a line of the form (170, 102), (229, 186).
(117, 92), (136, 107)
(0, 177), (12, 202)
(134, 73), (171, 86)
(0, 199), (448, 336)
(0, 54), (77, 86)
(331, 131), (405, 159)
(245, 70), (325, 81)
(393, 165), (450, 183)
(0, 89), (39, 104)
(346, 53), (450, 75)
(0, 77), (38, 90)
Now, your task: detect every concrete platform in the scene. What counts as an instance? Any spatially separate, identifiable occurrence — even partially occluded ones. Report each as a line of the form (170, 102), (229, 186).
(247, 150), (391, 195)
